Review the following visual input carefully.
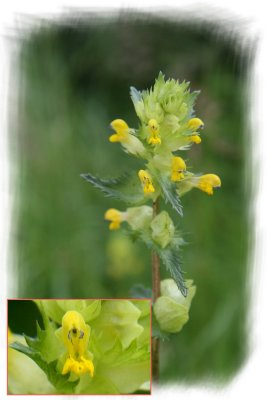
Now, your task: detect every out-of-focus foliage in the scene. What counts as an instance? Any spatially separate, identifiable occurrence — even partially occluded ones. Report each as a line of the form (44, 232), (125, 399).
(13, 15), (252, 383)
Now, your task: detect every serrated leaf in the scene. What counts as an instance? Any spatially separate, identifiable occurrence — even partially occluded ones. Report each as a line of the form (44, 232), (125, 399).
(9, 342), (78, 394)
(24, 305), (63, 363)
(125, 221), (187, 297)
(129, 284), (152, 299)
(130, 86), (142, 104)
(151, 169), (183, 216)
(158, 246), (187, 297)
(138, 233), (187, 297)
(81, 173), (145, 205)
(182, 90), (200, 120)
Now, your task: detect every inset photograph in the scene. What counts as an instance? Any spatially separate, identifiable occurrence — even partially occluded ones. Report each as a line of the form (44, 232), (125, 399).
(8, 299), (151, 395)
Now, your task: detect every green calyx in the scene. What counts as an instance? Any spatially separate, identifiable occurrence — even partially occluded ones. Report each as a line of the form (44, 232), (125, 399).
(154, 279), (196, 334)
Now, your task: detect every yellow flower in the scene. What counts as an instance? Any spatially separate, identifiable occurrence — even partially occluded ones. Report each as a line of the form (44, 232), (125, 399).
(104, 208), (125, 230)
(187, 117), (204, 130)
(189, 134), (201, 144)
(171, 157), (186, 182)
(138, 170), (155, 194)
(61, 311), (94, 377)
(109, 119), (146, 157)
(109, 119), (129, 142)
(147, 119), (161, 145)
(197, 174), (221, 195)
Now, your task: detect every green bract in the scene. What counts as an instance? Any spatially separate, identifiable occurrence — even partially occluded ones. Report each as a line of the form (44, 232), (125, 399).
(8, 330), (55, 394)
(150, 211), (175, 248)
(9, 300), (151, 395)
(154, 279), (196, 333)
(127, 205), (153, 231)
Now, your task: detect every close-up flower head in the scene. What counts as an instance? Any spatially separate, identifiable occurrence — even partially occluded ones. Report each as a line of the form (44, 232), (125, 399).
(8, 299), (151, 395)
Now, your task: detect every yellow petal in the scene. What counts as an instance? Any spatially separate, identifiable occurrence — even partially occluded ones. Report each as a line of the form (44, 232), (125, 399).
(171, 157), (186, 182)
(138, 170), (155, 194)
(62, 311), (90, 358)
(190, 134), (201, 144)
(197, 174), (221, 195)
(187, 118), (204, 130)
(104, 209), (123, 230)
(110, 119), (129, 134)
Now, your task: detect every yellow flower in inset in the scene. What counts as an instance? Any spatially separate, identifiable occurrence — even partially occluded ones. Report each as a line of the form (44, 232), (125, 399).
(187, 118), (204, 130)
(171, 157), (186, 182)
(147, 119), (161, 145)
(138, 170), (155, 194)
(197, 174), (221, 195)
(61, 311), (94, 378)
(109, 119), (129, 142)
(104, 208), (126, 230)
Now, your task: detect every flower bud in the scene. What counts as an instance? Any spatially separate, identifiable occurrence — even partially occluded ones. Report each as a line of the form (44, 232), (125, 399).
(150, 211), (175, 248)
(154, 279), (196, 333)
(127, 206), (153, 231)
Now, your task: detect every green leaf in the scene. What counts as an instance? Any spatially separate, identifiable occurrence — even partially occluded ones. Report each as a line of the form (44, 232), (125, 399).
(25, 303), (64, 363)
(136, 230), (187, 297)
(154, 296), (189, 333)
(97, 340), (150, 394)
(158, 246), (187, 297)
(89, 300), (143, 352)
(76, 374), (120, 395)
(182, 90), (200, 120)
(125, 220), (187, 297)
(81, 173), (145, 205)
(9, 342), (78, 394)
(130, 86), (142, 104)
(34, 300), (64, 326)
(151, 169), (183, 216)
(37, 300), (102, 325)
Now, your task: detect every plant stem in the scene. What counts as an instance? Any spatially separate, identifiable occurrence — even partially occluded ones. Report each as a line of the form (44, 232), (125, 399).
(152, 198), (160, 382)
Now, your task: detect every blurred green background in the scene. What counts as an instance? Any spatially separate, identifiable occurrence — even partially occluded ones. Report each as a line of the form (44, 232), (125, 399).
(13, 14), (252, 384)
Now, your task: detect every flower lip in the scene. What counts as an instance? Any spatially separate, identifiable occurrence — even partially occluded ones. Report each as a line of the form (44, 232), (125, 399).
(61, 310), (94, 378)
(109, 119), (129, 143)
(110, 119), (129, 133)
(147, 119), (161, 145)
(190, 134), (201, 144)
(138, 170), (155, 194)
(104, 208), (126, 230)
(171, 157), (186, 182)
(187, 118), (204, 130)
(197, 174), (221, 195)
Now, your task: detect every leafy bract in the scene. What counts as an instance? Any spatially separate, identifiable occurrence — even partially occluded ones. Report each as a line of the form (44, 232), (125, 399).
(9, 342), (78, 394)
(81, 173), (145, 205)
